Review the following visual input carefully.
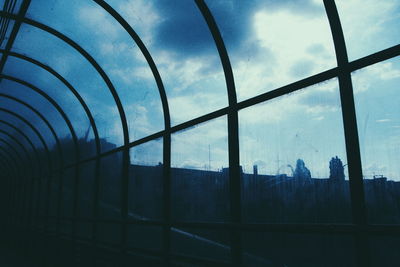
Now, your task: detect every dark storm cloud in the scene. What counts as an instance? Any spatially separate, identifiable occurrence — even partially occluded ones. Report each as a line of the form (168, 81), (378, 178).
(151, 0), (324, 58)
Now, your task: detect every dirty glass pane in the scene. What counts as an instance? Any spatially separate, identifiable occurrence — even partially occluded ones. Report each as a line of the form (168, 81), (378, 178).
(129, 138), (163, 220)
(352, 57), (400, 224)
(239, 78), (351, 223)
(26, 0), (164, 141)
(336, 0), (400, 61)
(171, 116), (229, 222)
(206, 0), (336, 101)
(12, 24), (124, 150)
(106, 0), (227, 125)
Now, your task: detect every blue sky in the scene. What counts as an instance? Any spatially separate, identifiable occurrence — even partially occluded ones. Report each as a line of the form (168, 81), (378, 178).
(0, 0), (399, 179)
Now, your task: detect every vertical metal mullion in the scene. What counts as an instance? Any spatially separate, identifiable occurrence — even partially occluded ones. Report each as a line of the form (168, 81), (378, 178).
(120, 147), (130, 266)
(195, 1), (242, 265)
(323, 1), (370, 266)
(162, 131), (171, 266)
(55, 168), (64, 260)
(91, 156), (101, 267)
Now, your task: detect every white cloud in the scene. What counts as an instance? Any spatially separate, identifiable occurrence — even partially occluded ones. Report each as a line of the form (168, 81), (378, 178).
(376, 119), (391, 123)
(78, 5), (120, 39)
(336, 0), (399, 59)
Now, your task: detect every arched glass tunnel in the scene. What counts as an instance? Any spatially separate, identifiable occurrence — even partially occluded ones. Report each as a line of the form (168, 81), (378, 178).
(0, 0), (399, 266)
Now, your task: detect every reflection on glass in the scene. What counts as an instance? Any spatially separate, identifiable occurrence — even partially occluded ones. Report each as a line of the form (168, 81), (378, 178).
(242, 232), (356, 267)
(206, 0), (336, 101)
(129, 139), (163, 220)
(239, 78), (351, 223)
(171, 116), (229, 222)
(171, 228), (230, 263)
(353, 57), (400, 224)
(336, 0), (400, 60)
(99, 151), (123, 219)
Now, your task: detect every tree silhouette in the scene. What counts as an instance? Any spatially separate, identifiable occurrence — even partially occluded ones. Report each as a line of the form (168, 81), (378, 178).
(329, 156), (345, 181)
(293, 159), (311, 180)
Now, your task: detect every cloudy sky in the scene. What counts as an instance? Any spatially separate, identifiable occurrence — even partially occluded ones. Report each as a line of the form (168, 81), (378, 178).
(0, 0), (399, 179)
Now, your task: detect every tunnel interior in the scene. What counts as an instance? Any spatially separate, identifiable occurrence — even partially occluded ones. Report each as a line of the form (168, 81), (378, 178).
(0, 0), (399, 266)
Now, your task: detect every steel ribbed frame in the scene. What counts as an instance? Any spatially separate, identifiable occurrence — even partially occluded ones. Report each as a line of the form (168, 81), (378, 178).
(0, 0), (398, 266)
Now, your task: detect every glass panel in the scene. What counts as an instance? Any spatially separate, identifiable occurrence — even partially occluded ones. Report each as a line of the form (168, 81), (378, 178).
(171, 228), (230, 263)
(129, 139), (163, 220)
(336, 0), (400, 61)
(99, 151), (123, 219)
(26, 0), (164, 141)
(352, 57), (400, 224)
(0, 19), (16, 49)
(369, 234), (400, 267)
(239, 78), (351, 223)
(242, 232), (356, 266)
(77, 160), (96, 218)
(12, 24), (124, 149)
(206, 0), (336, 101)
(106, 0), (227, 125)
(171, 116), (229, 222)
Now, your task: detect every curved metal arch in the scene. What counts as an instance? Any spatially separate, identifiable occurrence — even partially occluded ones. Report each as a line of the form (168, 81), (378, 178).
(0, 119), (43, 229)
(0, 50), (100, 158)
(323, 1), (369, 266)
(93, 0), (172, 255)
(0, 139), (27, 179)
(0, 129), (36, 173)
(0, 138), (35, 229)
(0, 12), (130, 145)
(0, 93), (64, 168)
(93, 0), (171, 131)
(0, 74), (79, 163)
(0, 147), (22, 214)
(0, 149), (19, 178)
(0, 107), (52, 172)
(194, 0), (242, 264)
(0, 119), (43, 173)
